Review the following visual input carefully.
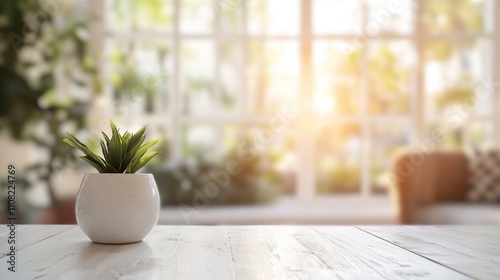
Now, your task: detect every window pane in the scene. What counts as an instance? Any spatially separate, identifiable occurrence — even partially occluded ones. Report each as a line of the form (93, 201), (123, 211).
(110, 0), (173, 32)
(218, 0), (243, 34)
(248, 0), (300, 35)
(424, 40), (492, 121)
(424, 0), (453, 33)
(219, 40), (243, 114)
(368, 41), (415, 115)
(455, 0), (488, 33)
(247, 41), (300, 114)
(180, 40), (215, 115)
(470, 122), (494, 146)
(108, 41), (172, 114)
(422, 122), (494, 149)
(180, 0), (215, 33)
(370, 122), (409, 194)
(172, 125), (296, 203)
(424, 123), (462, 148)
(314, 40), (361, 115)
(313, 0), (362, 35)
(224, 125), (298, 197)
(183, 125), (219, 159)
(316, 123), (362, 194)
(366, 0), (414, 34)
(424, 0), (489, 34)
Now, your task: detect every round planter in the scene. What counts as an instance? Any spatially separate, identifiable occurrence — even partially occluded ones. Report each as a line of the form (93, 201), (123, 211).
(75, 173), (160, 244)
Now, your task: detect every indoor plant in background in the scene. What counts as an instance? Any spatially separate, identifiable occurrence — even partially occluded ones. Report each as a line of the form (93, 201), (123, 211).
(0, 0), (98, 223)
(64, 120), (161, 244)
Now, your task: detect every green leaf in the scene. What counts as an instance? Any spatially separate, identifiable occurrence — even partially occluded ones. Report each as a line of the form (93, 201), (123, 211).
(63, 138), (78, 148)
(64, 133), (106, 167)
(131, 139), (159, 163)
(123, 131), (131, 145)
(79, 156), (106, 173)
(126, 125), (147, 152)
(130, 134), (146, 154)
(64, 133), (87, 150)
(100, 139), (110, 163)
(130, 151), (160, 173)
(109, 120), (124, 169)
(118, 134), (144, 171)
(101, 132), (110, 145)
(105, 163), (120, 173)
(126, 162), (133, 173)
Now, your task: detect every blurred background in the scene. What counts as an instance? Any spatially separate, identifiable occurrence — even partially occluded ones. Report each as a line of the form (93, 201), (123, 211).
(1, 0), (499, 225)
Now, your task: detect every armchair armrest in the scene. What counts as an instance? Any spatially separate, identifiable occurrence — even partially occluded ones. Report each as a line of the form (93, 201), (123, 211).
(389, 151), (471, 224)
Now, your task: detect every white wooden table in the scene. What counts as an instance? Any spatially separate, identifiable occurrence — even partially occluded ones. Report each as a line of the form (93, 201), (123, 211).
(1, 225), (499, 279)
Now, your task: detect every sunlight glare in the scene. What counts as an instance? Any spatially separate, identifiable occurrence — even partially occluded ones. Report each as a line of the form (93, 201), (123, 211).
(313, 95), (335, 115)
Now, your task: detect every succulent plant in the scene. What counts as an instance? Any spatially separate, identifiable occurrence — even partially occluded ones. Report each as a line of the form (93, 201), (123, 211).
(63, 120), (160, 173)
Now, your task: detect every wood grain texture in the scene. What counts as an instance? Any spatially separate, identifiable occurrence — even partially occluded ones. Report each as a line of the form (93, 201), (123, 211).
(0, 225), (495, 279)
(360, 226), (500, 280)
(0, 225), (74, 257)
(0, 224), (11, 234)
(224, 226), (334, 279)
(302, 227), (469, 279)
(433, 225), (500, 248)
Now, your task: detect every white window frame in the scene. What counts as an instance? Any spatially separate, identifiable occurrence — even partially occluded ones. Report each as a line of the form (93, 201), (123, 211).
(92, 0), (500, 201)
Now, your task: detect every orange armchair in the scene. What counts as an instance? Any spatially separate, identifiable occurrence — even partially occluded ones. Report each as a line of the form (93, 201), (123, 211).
(389, 151), (471, 224)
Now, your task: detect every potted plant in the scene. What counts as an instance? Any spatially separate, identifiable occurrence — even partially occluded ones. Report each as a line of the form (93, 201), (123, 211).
(64, 120), (161, 244)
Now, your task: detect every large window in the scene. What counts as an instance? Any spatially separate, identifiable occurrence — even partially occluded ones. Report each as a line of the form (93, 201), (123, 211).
(101, 0), (498, 200)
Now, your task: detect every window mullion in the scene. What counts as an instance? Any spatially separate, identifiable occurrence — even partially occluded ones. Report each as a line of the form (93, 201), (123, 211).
(241, 0), (248, 114)
(297, 0), (315, 200)
(493, 0), (500, 142)
(411, 0), (425, 148)
(171, 0), (182, 162)
(215, 0), (222, 114)
(214, 0), (224, 158)
(360, 2), (370, 198)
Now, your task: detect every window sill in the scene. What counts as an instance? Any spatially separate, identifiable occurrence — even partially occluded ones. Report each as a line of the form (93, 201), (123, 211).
(159, 195), (397, 225)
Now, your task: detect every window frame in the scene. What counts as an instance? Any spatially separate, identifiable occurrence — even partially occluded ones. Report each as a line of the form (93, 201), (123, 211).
(95, 0), (500, 200)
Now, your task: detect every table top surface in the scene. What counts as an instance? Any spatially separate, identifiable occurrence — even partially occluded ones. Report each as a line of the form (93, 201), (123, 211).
(1, 225), (499, 279)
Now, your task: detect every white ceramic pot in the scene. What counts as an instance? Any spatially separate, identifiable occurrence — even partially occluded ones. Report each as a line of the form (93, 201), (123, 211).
(75, 173), (160, 244)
